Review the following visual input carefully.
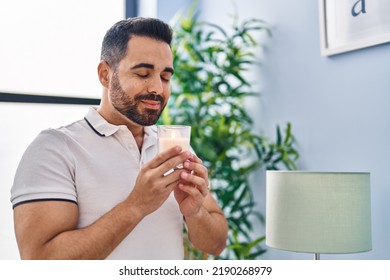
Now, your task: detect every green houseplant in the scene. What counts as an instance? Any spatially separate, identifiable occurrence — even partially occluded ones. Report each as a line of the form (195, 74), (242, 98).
(160, 8), (299, 259)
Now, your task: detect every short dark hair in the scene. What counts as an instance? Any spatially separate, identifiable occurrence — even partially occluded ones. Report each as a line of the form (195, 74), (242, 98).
(100, 17), (173, 69)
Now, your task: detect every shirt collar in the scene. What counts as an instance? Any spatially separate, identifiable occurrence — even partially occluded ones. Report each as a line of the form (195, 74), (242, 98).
(84, 107), (121, 137)
(84, 107), (158, 144)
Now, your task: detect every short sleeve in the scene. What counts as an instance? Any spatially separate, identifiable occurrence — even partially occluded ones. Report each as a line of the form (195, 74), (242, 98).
(10, 129), (77, 208)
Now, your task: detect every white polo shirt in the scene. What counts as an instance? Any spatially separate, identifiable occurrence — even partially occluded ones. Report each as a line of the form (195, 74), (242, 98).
(11, 107), (184, 259)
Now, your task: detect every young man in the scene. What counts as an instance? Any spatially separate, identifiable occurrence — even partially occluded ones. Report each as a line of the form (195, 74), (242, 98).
(11, 17), (228, 259)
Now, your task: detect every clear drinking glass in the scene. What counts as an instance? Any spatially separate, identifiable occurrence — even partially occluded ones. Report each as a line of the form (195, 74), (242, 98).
(157, 125), (191, 153)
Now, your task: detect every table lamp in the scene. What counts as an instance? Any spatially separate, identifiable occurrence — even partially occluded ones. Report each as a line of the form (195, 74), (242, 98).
(266, 171), (371, 260)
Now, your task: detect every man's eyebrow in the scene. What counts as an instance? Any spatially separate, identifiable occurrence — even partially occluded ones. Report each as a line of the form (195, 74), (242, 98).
(130, 63), (174, 75)
(130, 63), (154, 70)
(164, 67), (174, 75)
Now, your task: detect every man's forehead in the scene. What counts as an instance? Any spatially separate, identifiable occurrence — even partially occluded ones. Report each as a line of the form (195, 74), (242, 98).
(123, 36), (173, 67)
(125, 52), (173, 65)
(126, 36), (171, 52)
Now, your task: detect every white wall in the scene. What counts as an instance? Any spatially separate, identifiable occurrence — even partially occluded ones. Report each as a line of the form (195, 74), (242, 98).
(196, 0), (390, 259)
(0, 0), (124, 259)
(0, 0), (123, 98)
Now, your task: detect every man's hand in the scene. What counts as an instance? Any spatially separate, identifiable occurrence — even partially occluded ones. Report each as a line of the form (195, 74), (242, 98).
(126, 146), (192, 217)
(173, 154), (209, 217)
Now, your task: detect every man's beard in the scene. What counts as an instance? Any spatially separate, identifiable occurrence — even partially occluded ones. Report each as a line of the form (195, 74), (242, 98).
(110, 72), (166, 126)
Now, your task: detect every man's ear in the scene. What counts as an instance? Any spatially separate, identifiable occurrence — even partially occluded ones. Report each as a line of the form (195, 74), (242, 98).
(97, 60), (111, 88)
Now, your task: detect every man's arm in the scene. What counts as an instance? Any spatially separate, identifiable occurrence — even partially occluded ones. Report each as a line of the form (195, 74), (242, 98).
(184, 194), (228, 256)
(13, 199), (143, 259)
(174, 155), (228, 256)
(13, 147), (192, 259)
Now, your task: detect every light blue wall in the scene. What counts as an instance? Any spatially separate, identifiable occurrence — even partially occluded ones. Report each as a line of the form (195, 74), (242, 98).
(162, 0), (390, 259)
(157, 0), (194, 21)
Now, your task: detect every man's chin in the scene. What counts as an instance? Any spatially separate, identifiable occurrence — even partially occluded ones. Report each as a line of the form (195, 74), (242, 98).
(130, 111), (161, 126)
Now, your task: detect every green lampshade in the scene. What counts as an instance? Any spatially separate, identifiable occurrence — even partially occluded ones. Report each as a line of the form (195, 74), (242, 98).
(266, 171), (372, 254)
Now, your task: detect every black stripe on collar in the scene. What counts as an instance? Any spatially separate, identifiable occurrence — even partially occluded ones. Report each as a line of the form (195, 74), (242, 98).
(84, 117), (105, 137)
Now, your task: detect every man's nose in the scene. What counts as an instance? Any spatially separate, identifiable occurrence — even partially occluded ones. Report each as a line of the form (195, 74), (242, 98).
(147, 75), (163, 94)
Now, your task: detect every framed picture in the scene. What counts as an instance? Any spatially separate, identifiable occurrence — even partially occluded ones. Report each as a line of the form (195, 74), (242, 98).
(319, 0), (390, 56)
